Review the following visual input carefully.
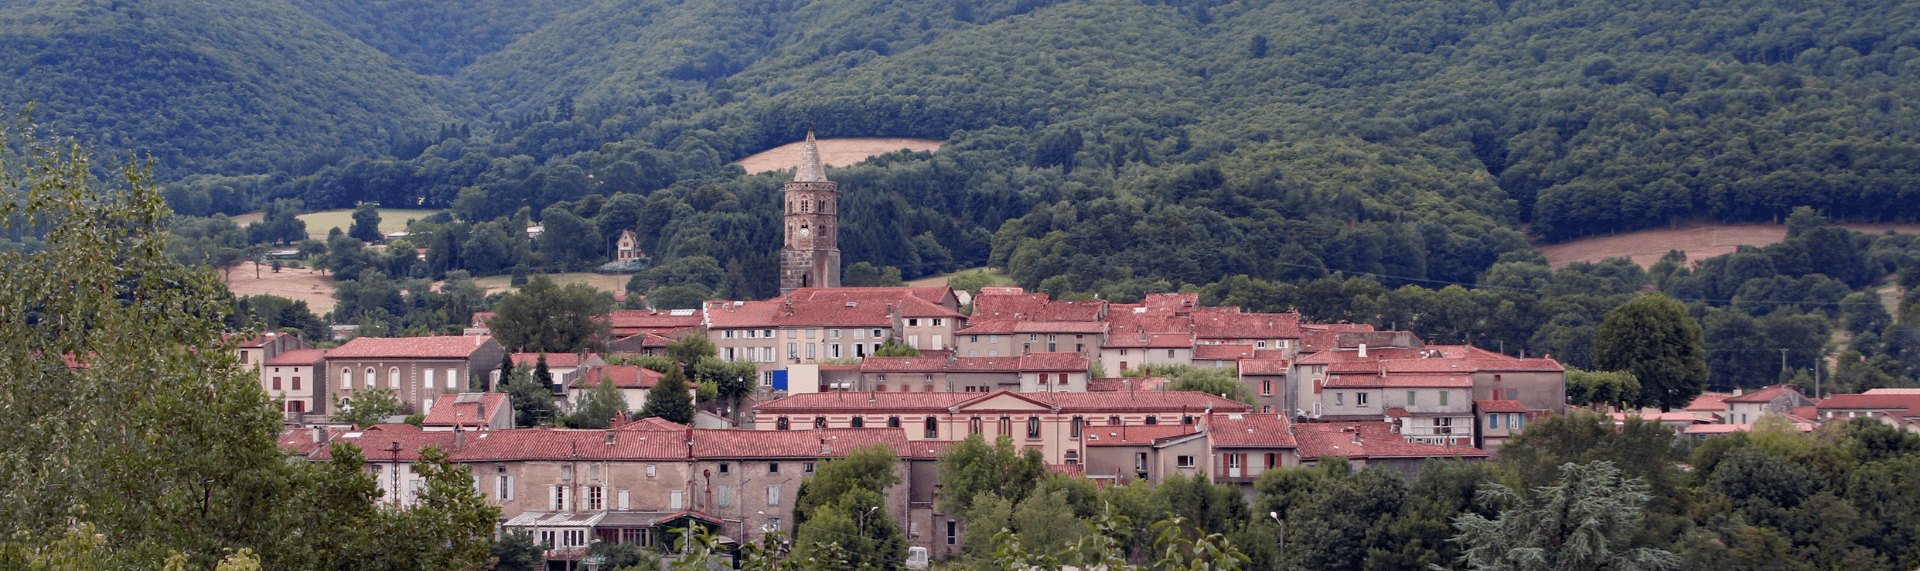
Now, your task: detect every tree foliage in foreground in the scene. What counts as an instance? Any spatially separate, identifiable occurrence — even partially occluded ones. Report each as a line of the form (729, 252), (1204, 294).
(1450, 461), (1680, 571)
(0, 116), (497, 569)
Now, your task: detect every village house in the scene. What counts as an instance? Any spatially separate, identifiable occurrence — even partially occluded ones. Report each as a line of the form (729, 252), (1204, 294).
(749, 390), (1250, 466)
(606, 308), (703, 339)
(1817, 389), (1920, 430)
(234, 331), (311, 373)
(263, 347), (327, 419)
(1293, 421), (1490, 479)
(323, 335), (505, 417)
(1721, 384), (1817, 425)
(420, 392), (514, 431)
(508, 352), (607, 397)
(567, 365), (667, 412)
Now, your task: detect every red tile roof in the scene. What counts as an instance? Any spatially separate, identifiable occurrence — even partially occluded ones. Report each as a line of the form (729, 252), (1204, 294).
(314, 430), (461, 462)
(443, 428), (692, 462)
(1819, 393), (1920, 410)
(1025, 391), (1251, 413)
(421, 393), (509, 427)
(573, 365), (665, 389)
(1686, 394), (1730, 412)
(756, 392), (980, 414)
(1324, 373), (1473, 388)
(615, 417), (690, 431)
(1086, 377), (1168, 392)
(970, 293), (1106, 322)
(1207, 413), (1298, 448)
(705, 300), (784, 328)
(266, 348), (326, 365)
(1082, 424), (1200, 446)
(786, 286), (958, 308)
(1724, 385), (1807, 404)
(512, 352), (598, 368)
(1474, 400), (1528, 413)
(328, 336), (497, 359)
(1239, 359), (1290, 375)
(1105, 333), (1195, 349)
(1020, 352), (1089, 371)
(954, 320), (1106, 334)
(859, 357), (952, 373)
(691, 428), (922, 458)
(1192, 312), (1302, 340)
(1193, 344), (1255, 360)
(947, 357), (1023, 371)
(1294, 422), (1488, 461)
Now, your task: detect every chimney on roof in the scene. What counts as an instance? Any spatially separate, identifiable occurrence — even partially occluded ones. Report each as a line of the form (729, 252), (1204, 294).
(605, 431), (616, 446)
(454, 425), (466, 450)
(821, 438), (832, 456)
(1358, 343), (1367, 358)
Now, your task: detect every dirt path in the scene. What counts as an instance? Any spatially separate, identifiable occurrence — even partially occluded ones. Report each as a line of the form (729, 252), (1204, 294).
(735, 137), (945, 174)
(1537, 222), (1920, 269)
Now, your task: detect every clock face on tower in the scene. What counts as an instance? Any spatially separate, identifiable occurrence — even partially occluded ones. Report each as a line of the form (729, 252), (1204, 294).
(800, 227), (810, 237)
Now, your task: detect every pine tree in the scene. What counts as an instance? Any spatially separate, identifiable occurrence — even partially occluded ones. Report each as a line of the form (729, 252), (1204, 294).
(639, 366), (695, 424)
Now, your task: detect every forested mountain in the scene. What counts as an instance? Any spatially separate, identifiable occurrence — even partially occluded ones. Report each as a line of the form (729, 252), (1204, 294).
(0, 0), (475, 176)
(10, 0), (1920, 384)
(284, 0), (595, 77)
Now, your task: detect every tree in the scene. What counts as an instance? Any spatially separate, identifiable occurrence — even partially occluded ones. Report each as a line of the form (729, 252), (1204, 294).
(1450, 462), (1679, 571)
(1154, 364), (1256, 406)
(1593, 295), (1709, 411)
(489, 275), (613, 353)
(1564, 367), (1642, 409)
(489, 529), (544, 571)
(501, 364), (557, 428)
(562, 372), (626, 429)
(332, 387), (405, 428)
(350, 202), (384, 243)
(691, 355), (758, 420)
(937, 433), (1047, 515)
(666, 334), (717, 371)
(638, 366), (695, 424)
(874, 337), (921, 357)
(0, 116), (496, 570)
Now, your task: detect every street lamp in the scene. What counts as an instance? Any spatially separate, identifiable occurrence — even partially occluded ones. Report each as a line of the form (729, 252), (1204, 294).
(1269, 511), (1285, 551)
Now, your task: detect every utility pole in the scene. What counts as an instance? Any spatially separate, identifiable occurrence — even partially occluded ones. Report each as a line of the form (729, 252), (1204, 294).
(385, 440), (403, 507)
(1781, 348), (1789, 376)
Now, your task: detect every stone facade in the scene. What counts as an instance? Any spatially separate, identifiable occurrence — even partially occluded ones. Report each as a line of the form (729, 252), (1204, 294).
(780, 130), (840, 294)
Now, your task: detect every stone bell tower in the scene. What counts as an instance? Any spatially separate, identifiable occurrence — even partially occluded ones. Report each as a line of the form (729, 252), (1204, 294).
(779, 129), (840, 294)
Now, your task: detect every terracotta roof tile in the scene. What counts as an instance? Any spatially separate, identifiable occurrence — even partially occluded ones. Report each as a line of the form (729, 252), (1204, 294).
(1082, 424), (1200, 446)
(1105, 333), (1194, 349)
(786, 286), (957, 308)
(421, 393), (509, 427)
(1207, 413), (1298, 447)
(955, 320), (1106, 334)
(859, 357), (952, 373)
(1192, 312), (1302, 340)
(1086, 377), (1168, 392)
(573, 365), (665, 389)
(755, 392), (979, 414)
(691, 428), (919, 458)
(1019, 352), (1089, 371)
(1239, 359), (1290, 375)
(615, 417), (690, 431)
(314, 430), (461, 462)
(1474, 399), (1528, 413)
(266, 348), (326, 365)
(443, 429), (691, 462)
(1724, 385), (1807, 404)
(328, 336), (498, 359)
(1686, 395), (1730, 412)
(1820, 393), (1920, 410)
(1324, 373), (1473, 388)
(608, 309), (703, 329)
(1194, 344), (1255, 360)
(1294, 422), (1488, 461)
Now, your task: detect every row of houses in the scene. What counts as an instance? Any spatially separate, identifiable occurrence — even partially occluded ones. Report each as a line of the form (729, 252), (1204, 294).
(284, 387), (1486, 562)
(1619, 385), (1920, 437)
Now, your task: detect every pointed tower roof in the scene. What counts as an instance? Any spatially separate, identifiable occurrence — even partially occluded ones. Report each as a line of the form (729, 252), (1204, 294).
(793, 129), (828, 183)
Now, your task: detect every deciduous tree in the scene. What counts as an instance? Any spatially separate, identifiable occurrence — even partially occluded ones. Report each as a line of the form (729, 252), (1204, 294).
(1593, 295), (1709, 411)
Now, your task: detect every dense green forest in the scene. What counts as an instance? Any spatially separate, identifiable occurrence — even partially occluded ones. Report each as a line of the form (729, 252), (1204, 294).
(0, 0), (476, 177)
(8, 0), (1920, 387)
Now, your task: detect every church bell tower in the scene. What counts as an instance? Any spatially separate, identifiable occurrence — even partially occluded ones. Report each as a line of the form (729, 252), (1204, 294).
(780, 129), (840, 294)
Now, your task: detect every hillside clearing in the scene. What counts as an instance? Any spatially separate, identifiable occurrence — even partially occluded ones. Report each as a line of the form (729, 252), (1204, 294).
(735, 137), (945, 175)
(1538, 222), (1920, 269)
